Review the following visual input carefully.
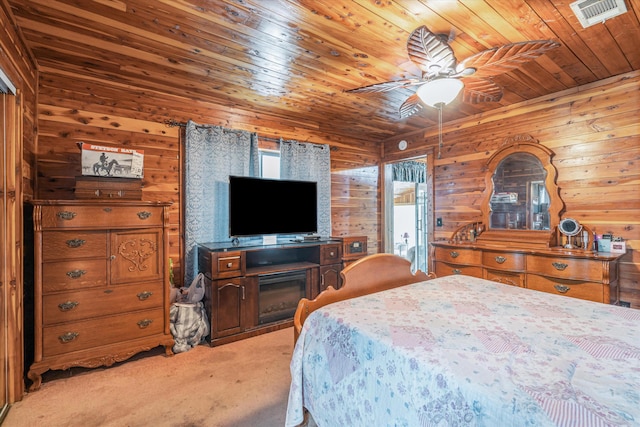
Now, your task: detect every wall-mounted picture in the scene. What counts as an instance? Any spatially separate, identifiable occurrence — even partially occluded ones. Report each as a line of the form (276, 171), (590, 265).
(78, 142), (144, 178)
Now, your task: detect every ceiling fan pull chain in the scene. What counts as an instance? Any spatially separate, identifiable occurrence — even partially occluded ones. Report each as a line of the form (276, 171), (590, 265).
(438, 104), (443, 159)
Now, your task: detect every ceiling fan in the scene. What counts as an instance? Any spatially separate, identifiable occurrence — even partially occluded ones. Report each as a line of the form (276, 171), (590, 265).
(346, 26), (561, 119)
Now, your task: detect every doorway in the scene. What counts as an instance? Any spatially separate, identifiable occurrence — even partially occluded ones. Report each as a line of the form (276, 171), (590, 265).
(384, 157), (433, 273)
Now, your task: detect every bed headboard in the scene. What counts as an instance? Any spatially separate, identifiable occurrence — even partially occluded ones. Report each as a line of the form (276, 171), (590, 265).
(293, 253), (434, 343)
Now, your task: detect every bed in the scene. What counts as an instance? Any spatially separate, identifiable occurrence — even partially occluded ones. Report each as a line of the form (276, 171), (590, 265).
(286, 254), (640, 427)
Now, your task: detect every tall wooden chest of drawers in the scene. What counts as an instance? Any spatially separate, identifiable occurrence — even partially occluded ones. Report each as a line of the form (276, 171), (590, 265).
(27, 200), (174, 390)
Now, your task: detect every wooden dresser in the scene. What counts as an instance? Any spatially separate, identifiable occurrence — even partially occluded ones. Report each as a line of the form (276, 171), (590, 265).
(431, 243), (623, 304)
(27, 200), (174, 390)
(431, 136), (625, 306)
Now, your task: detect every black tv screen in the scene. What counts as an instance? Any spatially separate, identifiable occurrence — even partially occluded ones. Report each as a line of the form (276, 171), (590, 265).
(229, 176), (318, 237)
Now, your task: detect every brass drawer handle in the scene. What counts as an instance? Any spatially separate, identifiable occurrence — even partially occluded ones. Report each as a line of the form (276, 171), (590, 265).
(452, 268), (462, 275)
(66, 269), (87, 279)
(137, 211), (152, 220)
(66, 239), (86, 248)
(495, 256), (507, 264)
(554, 284), (570, 293)
(450, 251), (459, 258)
(552, 262), (568, 271)
(137, 319), (153, 328)
(57, 211), (77, 221)
(59, 332), (79, 343)
(137, 291), (153, 301)
(58, 301), (79, 312)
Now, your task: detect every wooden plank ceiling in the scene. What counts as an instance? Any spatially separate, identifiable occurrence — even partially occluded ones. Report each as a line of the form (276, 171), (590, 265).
(7, 0), (640, 144)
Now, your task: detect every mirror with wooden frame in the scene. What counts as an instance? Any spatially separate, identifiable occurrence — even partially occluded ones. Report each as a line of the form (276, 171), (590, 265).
(455, 135), (566, 248)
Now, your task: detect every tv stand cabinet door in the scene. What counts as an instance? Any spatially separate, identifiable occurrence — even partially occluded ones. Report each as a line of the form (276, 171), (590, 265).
(210, 277), (247, 338)
(319, 264), (341, 295)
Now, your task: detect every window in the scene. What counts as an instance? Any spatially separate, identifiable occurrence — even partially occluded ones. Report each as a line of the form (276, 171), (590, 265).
(260, 150), (280, 178)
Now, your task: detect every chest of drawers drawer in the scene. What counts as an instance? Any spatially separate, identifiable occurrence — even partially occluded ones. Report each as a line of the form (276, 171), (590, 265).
(482, 251), (525, 271)
(42, 307), (166, 357)
(43, 281), (164, 325)
(526, 255), (602, 281)
(42, 259), (107, 293)
(527, 274), (605, 303)
(40, 205), (164, 229)
(433, 247), (481, 265)
(42, 231), (107, 261)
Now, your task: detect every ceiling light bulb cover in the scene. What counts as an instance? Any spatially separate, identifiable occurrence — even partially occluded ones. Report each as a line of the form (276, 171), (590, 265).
(416, 78), (464, 107)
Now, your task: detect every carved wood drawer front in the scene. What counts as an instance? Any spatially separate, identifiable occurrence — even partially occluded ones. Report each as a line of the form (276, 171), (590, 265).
(527, 274), (604, 303)
(482, 251), (525, 270)
(526, 255), (602, 282)
(434, 262), (483, 278)
(434, 247), (481, 265)
(42, 307), (165, 357)
(320, 244), (342, 265)
(42, 231), (107, 261)
(217, 254), (242, 276)
(42, 259), (107, 293)
(40, 205), (164, 229)
(43, 281), (164, 325)
(484, 269), (525, 287)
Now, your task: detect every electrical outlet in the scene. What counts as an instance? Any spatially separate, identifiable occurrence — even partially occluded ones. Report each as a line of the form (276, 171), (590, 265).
(436, 218), (443, 227)
(619, 301), (631, 308)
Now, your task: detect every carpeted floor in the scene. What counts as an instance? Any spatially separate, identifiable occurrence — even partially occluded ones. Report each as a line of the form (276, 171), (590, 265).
(4, 327), (300, 427)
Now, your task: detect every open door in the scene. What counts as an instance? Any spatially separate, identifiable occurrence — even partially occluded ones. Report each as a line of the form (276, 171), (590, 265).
(384, 158), (432, 273)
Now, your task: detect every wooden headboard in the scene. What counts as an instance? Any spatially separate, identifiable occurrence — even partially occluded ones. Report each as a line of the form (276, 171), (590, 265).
(293, 253), (434, 343)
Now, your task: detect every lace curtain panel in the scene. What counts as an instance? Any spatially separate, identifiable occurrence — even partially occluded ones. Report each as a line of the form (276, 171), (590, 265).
(280, 141), (331, 237)
(183, 120), (259, 285)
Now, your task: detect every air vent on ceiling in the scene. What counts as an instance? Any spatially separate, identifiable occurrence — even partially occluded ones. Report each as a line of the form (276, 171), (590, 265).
(570, 0), (628, 28)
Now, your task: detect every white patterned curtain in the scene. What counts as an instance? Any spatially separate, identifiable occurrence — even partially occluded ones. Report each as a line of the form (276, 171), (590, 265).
(184, 120), (259, 285)
(280, 141), (331, 237)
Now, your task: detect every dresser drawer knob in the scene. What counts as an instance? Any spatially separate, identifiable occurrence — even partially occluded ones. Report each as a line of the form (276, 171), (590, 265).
(66, 269), (87, 279)
(137, 291), (153, 301)
(59, 332), (79, 343)
(495, 256), (507, 264)
(450, 251), (459, 258)
(226, 262), (233, 268)
(58, 301), (79, 312)
(452, 268), (462, 275)
(57, 211), (77, 221)
(137, 319), (153, 328)
(66, 239), (86, 248)
(137, 211), (152, 220)
(330, 251), (335, 257)
(552, 262), (568, 271)
(554, 284), (570, 293)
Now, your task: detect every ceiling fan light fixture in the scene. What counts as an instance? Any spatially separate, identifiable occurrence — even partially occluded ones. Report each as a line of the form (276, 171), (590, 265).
(416, 78), (464, 107)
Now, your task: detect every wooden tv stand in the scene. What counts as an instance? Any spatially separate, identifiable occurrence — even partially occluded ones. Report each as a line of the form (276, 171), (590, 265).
(198, 238), (363, 346)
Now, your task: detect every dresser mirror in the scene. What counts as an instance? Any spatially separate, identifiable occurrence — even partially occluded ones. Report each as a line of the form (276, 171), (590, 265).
(489, 152), (550, 230)
(476, 135), (565, 248)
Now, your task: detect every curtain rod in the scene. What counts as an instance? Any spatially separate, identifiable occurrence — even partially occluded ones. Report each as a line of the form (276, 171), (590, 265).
(164, 119), (324, 147)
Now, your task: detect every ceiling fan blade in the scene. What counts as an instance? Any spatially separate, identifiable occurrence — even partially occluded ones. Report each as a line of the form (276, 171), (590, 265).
(399, 93), (424, 119)
(457, 40), (560, 78)
(345, 78), (422, 94)
(461, 78), (503, 103)
(407, 25), (457, 74)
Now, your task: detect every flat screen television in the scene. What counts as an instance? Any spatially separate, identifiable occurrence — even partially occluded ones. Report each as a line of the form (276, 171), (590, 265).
(229, 176), (318, 237)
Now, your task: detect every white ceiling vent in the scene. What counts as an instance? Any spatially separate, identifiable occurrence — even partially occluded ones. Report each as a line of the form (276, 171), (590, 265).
(570, 0), (628, 28)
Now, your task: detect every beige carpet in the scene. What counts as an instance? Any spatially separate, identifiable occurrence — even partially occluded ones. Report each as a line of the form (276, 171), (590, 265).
(5, 327), (301, 427)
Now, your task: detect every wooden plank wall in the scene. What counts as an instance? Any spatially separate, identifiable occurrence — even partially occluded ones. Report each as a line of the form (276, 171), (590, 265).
(0, 0), (37, 403)
(34, 71), (381, 286)
(383, 70), (640, 308)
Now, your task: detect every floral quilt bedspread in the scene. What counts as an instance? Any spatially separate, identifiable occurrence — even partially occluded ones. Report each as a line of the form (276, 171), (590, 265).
(286, 275), (640, 427)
